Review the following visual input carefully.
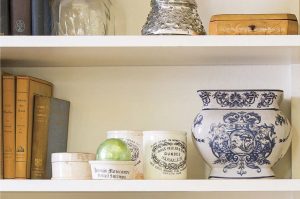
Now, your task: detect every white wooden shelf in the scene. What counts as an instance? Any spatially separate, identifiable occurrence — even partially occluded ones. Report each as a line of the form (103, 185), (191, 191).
(1, 35), (300, 67)
(1, 179), (300, 192)
(2, 35), (300, 47)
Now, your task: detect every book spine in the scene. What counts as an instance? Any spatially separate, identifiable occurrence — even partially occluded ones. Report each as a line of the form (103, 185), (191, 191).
(31, 96), (50, 179)
(0, 74), (3, 179)
(2, 76), (16, 179)
(0, 0), (10, 35)
(15, 78), (29, 179)
(44, 0), (51, 35)
(45, 98), (69, 178)
(27, 78), (53, 178)
(31, 0), (44, 35)
(10, 0), (31, 35)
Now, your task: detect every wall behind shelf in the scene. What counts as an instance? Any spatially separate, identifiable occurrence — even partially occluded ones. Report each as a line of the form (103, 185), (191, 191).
(2, 64), (292, 180)
(114, 0), (300, 35)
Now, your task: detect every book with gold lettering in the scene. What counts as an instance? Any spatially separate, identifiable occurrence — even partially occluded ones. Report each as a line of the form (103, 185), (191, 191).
(16, 76), (53, 178)
(2, 75), (16, 178)
(31, 96), (70, 179)
(0, 73), (4, 179)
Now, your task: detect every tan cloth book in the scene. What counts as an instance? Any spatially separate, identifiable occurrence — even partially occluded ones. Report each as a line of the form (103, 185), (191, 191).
(2, 75), (16, 178)
(0, 73), (3, 179)
(16, 76), (53, 178)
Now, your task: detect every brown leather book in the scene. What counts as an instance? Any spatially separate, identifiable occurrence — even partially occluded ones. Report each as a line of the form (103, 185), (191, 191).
(10, 0), (31, 35)
(16, 76), (53, 179)
(2, 75), (16, 179)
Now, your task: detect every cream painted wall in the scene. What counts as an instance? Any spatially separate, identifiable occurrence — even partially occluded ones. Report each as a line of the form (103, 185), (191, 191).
(197, 0), (300, 32)
(113, 0), (300, 35)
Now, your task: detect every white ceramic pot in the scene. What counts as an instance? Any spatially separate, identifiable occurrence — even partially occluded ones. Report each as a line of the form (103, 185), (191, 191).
(143, 131), (187, 179)
(192, 90), (292, 179)
(89, 160), (135, 180)
(106, 130), (143, 179)
(51, 153), (96, 180)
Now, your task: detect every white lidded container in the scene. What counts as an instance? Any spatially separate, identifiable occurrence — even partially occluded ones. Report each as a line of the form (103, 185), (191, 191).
(89, 160), (135, 180)
(106, 130), (143, 179)
(51, 153), (96, 180)
(143, 131), (187, 180)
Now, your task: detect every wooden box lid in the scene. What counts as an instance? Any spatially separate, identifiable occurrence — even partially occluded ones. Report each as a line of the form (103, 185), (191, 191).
(210, 14), (298, 22)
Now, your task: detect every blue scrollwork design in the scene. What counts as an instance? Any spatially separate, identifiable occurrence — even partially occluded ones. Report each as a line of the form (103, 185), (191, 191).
(192, 132), (205, 143)
(257, 92), (277, 108)
(274, 114), (290, 143)
(275, 114), (286, 126)
(198, 91), (211, 106)
(193, 114), (203, 128)
(208, 112), (276, 176)
(192, 114), (205, 143)
(213, 91), (258, 108)
(279, 132), (291, 143)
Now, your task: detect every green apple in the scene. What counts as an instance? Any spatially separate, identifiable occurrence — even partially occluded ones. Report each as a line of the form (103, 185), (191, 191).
(96, 138), (131, 161)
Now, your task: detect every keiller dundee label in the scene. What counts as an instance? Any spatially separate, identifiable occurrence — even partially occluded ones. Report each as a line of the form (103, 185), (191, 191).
(150, 139), (187, 175)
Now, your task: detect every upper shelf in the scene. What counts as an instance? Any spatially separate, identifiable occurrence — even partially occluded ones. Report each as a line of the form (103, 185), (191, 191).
(1, 35), (300, 67)
(1, 179), (300, 192)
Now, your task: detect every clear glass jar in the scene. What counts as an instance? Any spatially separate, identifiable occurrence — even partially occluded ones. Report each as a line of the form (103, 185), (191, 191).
(55, 0), (114, 35)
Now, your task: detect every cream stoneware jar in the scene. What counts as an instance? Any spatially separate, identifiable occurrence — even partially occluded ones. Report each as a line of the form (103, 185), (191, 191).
(143, 131), (187, 180)
(106, 130), (143, 179)
(192, 90), (292, 179)
(51, 153), (95, 180)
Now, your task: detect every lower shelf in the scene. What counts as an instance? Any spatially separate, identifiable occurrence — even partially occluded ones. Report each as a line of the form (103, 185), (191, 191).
(0, 179), (300, 192)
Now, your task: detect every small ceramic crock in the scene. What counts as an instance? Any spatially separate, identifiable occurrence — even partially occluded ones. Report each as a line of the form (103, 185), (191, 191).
(51, 153), (95, 180)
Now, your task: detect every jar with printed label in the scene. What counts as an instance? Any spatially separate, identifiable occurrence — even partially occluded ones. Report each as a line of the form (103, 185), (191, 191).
(143, 131), (187, 179)
(107, 130), (144, 179)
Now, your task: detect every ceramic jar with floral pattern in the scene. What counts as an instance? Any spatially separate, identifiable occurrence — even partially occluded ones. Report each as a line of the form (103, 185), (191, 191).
(192, 90), (292, 179)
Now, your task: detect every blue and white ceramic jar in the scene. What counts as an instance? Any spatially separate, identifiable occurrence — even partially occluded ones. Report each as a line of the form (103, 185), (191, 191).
(192, 90), (292, 179)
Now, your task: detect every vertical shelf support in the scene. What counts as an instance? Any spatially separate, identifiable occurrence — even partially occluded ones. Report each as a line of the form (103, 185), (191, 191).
(291, 64), (300, 179)
(291, 0), (300, 179)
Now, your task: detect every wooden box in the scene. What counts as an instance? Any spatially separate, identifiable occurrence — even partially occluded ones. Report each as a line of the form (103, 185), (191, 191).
(209, 14), (298, 35)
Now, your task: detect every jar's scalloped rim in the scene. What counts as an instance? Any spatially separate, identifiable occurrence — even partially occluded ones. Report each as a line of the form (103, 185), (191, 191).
(197, 89), (284, 92)
(89, 160), (135, 165)
(143, 131), (187, 135)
